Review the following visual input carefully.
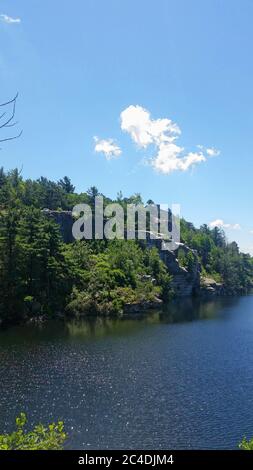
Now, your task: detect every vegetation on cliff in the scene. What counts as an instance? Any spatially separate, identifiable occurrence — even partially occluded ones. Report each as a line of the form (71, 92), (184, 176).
(180, 219), (253, 293)
(0, 168), (252, 326)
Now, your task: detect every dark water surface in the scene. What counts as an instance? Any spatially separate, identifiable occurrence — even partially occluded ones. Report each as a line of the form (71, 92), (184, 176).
(1, 296), (253, 449)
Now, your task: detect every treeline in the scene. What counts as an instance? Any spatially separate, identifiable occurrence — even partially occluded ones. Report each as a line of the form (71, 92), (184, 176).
(180, 220), (253, 293)
(0, 169), (171, 326)
(0, 168), (252, 326)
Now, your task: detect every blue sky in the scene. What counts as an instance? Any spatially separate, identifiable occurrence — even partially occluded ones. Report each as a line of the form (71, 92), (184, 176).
(0, 0), (253, 253)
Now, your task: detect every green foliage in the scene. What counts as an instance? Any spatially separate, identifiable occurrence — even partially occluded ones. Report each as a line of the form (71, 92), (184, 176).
(239, 437), (253, 450)
(0, 413), (66, 450)
(58, 176), (75, 194)
(178, 248), (196, 273)
(0, 204), (72, 324)
(0, 167), (252, 325)
(180, 218), (253, 293)
(65, 241), (171, 318)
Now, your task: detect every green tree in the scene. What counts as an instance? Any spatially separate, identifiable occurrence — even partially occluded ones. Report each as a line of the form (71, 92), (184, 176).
(0, 206), (22, 322)
(35, 217), (72, 312)
(58, 176), (75, 194)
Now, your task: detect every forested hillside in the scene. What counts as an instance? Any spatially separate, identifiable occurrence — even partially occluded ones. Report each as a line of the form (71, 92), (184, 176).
(0, 168), (252, 327)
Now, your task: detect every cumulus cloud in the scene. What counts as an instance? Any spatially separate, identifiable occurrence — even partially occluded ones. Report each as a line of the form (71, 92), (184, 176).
(94, 137), (122, 160)
(120, 105), (180, 148)
(209, 219), (241, 230)
(151, 144), (206, 174)
(0, 14), (21, 24)
(120, 105), (219, 175)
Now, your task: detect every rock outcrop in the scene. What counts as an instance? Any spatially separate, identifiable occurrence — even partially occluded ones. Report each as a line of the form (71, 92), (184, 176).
(146, 238), (200, 297)
(42, 210), (207, 298)
(200, 277), (224, 297)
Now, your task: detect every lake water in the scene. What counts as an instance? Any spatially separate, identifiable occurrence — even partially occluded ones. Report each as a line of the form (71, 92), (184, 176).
(0, 295), (253, 449)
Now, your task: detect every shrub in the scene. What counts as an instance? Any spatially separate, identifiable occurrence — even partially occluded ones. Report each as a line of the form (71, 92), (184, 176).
(239, 437), (253, 450)
(0, 413), (67, 450)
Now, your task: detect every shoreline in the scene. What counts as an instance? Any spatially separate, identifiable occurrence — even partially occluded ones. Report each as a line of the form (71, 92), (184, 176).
(1, 290), (252, 331)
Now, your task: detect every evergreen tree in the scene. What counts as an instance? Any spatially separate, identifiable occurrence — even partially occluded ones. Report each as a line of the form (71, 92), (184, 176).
(58, 176), (75, 194)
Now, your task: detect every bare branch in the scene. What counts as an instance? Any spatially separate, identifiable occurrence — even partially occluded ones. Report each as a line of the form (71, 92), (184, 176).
(0, 93), (19, 107)
(0, 130), (23, 144)
(4, 121), (19, 128)
(0, 94), (22, 144)
(0, 99), (16, 130)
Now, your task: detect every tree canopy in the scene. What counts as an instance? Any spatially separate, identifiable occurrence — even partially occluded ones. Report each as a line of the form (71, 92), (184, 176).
(0, 167), (252, 327)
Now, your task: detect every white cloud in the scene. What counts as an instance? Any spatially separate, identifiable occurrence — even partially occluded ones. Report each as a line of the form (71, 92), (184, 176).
(151, 144), (206, 174)
(94, 137), (122, 160)
(120, 105), (219, 175)
(120, 105), (180, 148)
(197, 145), (220, 157)
(0, 14), (21, 24)
(209, 219), (241, 230)
(206, 147), (220, 157)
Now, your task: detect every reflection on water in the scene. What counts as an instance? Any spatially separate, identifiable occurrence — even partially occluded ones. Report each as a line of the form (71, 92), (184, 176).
(0, 296), (242, 343)
(65, 296), (241, 339)
(160, 296), (241, 323)
(0, 295), (252, 450)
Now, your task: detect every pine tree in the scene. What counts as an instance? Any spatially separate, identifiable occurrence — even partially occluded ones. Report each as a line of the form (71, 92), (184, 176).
(0, 206), (22, 322)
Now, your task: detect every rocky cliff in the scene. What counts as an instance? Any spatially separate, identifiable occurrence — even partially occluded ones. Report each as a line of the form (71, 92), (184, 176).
(199, 277), (225, 297)
(43, 210), (220, 298)
(146, 238), (201, 297)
